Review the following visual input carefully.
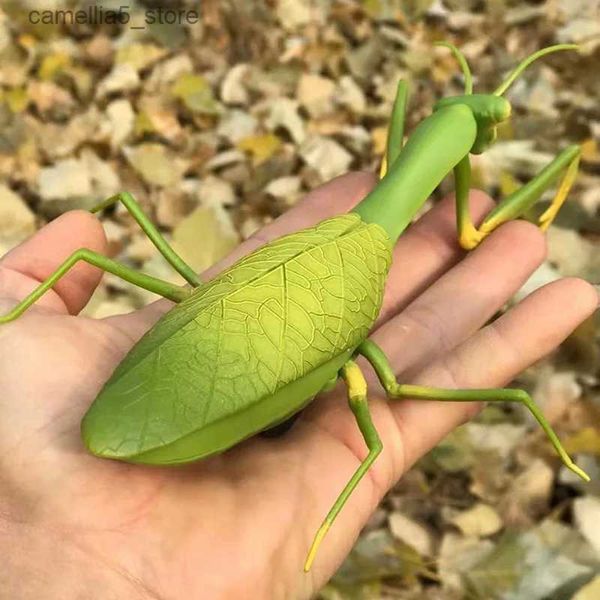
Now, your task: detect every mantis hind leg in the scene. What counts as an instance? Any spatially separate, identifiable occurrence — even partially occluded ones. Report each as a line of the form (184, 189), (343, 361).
(304, 360), (382, 572)
(454, 145), (581, 250)
(380, 79), (409, 178)
(358, 339), (590, 482)
(92, 192), (201, 287)
(0, 248), (190, 324)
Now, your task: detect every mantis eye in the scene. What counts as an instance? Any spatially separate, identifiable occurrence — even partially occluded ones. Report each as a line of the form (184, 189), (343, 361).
(490, 97), (511, 124)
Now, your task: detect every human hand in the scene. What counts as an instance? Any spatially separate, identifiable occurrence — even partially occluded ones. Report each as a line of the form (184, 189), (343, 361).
(0, 172), (596, 599)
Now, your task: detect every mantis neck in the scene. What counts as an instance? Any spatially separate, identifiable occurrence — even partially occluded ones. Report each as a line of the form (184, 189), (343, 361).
(352, 105), (477, 245)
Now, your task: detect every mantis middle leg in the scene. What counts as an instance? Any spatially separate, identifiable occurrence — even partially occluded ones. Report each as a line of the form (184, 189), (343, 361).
(455, 144), (581, 250)
(304, 360), (382, 572)
(358, 339), (589, 482)
(92, 192), (201, 287)
(0, 249), (190, 324)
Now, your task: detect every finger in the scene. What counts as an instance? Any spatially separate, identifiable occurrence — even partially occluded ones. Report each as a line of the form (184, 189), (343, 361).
(296, 277), (597, 581)
(295, 218), (545, 574)
(108, 171), (378, 334)
(372, 219), (547, 378)
(109, 180), (491, 344)
(0, 211), (107, 314)
(387, 276), (599, 470)
(376, 189), (494, 324)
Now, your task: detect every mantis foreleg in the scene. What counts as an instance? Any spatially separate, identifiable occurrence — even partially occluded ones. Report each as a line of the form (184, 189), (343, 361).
(380, 79), (409, 178)
(455, 144), (581, 250)
(0, 249), (190, 323)
(304, 360), (382, 572)
(92, 192), (201, 287)
(358, 339), (590, 482)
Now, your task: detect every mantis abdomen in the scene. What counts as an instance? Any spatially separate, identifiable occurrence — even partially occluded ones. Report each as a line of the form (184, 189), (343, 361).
(81, 214), (392, 464)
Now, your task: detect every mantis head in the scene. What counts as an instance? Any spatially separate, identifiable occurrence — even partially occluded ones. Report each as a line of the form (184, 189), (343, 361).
(432, 42), (579, 154)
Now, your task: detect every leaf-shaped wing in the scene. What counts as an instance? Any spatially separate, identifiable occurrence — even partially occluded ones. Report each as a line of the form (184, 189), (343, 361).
(82, 214), (392, 461)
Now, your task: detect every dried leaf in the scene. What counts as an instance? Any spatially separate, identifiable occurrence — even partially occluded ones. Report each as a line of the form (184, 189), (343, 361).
(450, 503), (503, 538)
(4, 86), (28, 113)
(501, 459), (554, 525)
(220, 64), (250, 105)
(581, 138), (600, 165)
(104, 99), (135, 148)
(371, 126), (388, 155)
(217, 109), (258, 143)
(265, 98), (306, 144)
(464, 532), (525, 599)
(264, 175), (301, 203)
(573, 576), (600, 600)
(172, 205), (239, 273)
(564, 428), (600, 456)
(38, 52), (70, 81)
(332, 529), (429, 588)
(297, 73), (336, 118)
(172, 73), (220, 115)
(276, 0), (312, 30)
(237, 133), (282, 166)
(388, 511), (433, 556)
(573, 497), (600, 557)
(197, 176), (236, 208)
(300, 135), (353, 180)
(0, 184), (35, 243)
(438, 533), (495, 592)
(336, 76), (367, 114)
(96, 64), (140, 98)
(136, 97), (183, 142)
(501, 521), (595, 600)
(124, 144), (182, 188)
(38, 157), (92, 201)
(116, 43), (167, 72)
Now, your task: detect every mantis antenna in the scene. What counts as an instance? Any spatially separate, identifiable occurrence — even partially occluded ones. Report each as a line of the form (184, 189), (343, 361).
(493, 43), (579, 96)
(435, 41), (473, 95)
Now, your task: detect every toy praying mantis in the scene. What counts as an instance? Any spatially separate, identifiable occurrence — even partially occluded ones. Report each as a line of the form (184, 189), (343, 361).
(0, 43), (589, 573)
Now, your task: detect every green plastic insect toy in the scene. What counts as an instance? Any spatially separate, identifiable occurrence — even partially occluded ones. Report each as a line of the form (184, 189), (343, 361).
(0, 43), (589, 572)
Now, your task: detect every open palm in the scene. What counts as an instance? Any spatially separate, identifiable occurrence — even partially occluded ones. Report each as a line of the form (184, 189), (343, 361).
(0, 172), (596, 600)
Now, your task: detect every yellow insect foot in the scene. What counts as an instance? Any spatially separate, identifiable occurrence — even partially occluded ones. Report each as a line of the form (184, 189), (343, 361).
(538, 151), (580, 232)
(379, 154), (388, 179)
(304, 522), (330, 572)
(458, 226), (485, 250)
(538, 208), (557, 232)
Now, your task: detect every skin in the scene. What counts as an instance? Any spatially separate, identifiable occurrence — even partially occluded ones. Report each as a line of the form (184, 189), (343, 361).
(0, 172), (597, 599)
